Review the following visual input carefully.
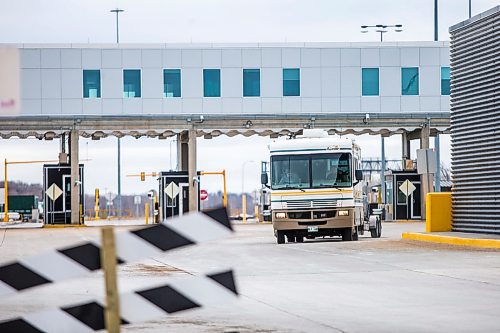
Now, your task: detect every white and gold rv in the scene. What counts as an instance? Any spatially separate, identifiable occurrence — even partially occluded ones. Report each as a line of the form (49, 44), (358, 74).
(265, 129), (378, 244)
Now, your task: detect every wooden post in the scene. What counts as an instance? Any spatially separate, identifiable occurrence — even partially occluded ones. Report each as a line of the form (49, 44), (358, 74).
(100, 227), (121, 333)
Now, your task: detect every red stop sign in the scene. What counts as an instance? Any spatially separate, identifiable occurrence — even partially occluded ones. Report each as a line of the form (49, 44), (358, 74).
(200, 189), (208, 201)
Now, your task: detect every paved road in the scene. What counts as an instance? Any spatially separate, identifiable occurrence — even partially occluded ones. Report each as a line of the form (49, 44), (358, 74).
(0, 222), (499, 332)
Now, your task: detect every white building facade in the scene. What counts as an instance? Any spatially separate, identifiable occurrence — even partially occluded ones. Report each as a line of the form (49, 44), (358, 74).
(14, 42), (450, 116)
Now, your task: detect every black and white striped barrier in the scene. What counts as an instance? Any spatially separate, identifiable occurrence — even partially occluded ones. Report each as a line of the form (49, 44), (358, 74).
(0, 269), (237, 333)
(0, 208), (232, 298)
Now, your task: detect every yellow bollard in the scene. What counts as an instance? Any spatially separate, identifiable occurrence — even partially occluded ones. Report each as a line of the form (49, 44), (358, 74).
(426, 192), (452, 232)
(145, 203), (149, 225)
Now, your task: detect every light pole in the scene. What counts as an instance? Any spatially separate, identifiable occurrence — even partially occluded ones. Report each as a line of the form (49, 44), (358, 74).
(361, 24), (403, 41)
(241, 160), (256, 224)
(110, 8), (124, 43)
(434, 0), (438, 41)
(110, 8), (124, 217)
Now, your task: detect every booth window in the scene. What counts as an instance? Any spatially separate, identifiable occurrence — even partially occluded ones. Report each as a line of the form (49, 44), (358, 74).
(203, 69), (221, 97)
(401, 67), (419, 95)
(164, 69), (181, 98)
(123, 69), (141, 98)
(243, 69), (260, 97)
(83, 70), (101, 98)
(362, 68), (379, 96)
(441, 67), (450, 95)
(283, 68), (300, 96)
(397, 181), (407, 204)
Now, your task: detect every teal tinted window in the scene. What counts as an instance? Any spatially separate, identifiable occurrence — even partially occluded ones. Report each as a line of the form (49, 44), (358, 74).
(123, 69), (141, 98)
(401, 67), (419, 95)
(441, 67), (450, 95)
(362, 68), (379, 96)
(164, 69), (181, 97)
(203, 69), (221, 97)
(283, 68), (300, 96)
(243, 69), (260, 97)
(83, 70), (100, 98)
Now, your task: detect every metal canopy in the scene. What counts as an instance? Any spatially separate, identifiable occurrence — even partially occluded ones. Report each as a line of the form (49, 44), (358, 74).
(0, 113), (450, 139)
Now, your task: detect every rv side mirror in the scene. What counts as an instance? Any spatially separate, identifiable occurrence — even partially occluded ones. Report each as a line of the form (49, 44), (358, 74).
(261, 173), (269, 185)
(355, 170), (363, 181)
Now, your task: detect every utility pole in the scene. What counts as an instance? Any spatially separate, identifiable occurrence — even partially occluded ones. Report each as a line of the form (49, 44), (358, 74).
(469, 0), (472, 18)
(434, 0), (438, 41)
(110, 8), (124, 217)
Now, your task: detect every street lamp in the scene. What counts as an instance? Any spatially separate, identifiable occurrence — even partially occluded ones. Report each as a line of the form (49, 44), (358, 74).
(241, 160), (257, 224)
(110, 8), (124, 43)
(361, 24), (403, 42)
(110, 8), (124, 217)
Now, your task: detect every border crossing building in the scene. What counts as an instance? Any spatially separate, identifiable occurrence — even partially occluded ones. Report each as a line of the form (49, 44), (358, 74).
(0, 42), (451, 223)
(11, 42), (450, 116)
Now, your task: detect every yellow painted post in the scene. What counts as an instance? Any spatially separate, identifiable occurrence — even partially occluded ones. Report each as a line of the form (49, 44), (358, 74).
(242, 194), (247, 224)
(3, 159), (8, 222)
(145, 203), (149, 225)
(100, 227), (121, 333)
(95, 188), (100, 220)
(223, 170), (227, 208)
(426, 192), (452, 232)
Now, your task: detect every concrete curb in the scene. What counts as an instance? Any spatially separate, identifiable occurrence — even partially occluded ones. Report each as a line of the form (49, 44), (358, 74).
(389, 220), (424, 223)
(0, 222), (44, 229)
(402, 232), (500, 249)
(43, 224), (87, 228)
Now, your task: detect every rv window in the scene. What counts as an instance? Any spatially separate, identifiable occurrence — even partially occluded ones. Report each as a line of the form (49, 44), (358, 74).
(311, 153), (351, 188)
(271, 155), (310, 190)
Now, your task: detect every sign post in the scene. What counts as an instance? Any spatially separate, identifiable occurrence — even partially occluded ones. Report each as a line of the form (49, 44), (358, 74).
(134, 195), (141, 217)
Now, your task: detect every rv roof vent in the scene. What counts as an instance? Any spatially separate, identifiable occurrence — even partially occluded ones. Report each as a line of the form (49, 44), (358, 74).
(302, 129), (329, 138)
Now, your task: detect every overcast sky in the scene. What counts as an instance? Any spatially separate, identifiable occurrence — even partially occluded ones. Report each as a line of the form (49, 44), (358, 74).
(1, 0), (497, 197)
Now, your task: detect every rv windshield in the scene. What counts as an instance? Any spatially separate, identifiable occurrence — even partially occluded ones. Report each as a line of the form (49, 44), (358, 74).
(271, 153), (351, 190)
(311, 153), (351, 188)
(271, 155), (310, 190)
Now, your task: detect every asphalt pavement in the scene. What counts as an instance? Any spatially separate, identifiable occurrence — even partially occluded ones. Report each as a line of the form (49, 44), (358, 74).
(0, 222), (499, 332)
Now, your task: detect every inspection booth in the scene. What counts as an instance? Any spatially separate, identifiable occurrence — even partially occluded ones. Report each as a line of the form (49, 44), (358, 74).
(158, 171), (201, 221)
(384, 170), (422, 221)
(43, 164), (84, 224)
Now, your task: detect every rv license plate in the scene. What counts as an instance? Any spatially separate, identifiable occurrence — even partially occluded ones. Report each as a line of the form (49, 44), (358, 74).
(308, 226), (319, 232)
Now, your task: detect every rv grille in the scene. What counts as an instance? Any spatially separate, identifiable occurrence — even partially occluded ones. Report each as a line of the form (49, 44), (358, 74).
(285, 200), (337, 210)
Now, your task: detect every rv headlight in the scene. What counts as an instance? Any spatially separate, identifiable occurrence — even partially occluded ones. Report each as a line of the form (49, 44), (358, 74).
(338, 210), (349, 216)
(275, 212), (287, 219)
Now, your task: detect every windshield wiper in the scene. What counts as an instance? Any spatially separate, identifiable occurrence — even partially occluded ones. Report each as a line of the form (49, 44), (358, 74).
(317, 184), (343, 191)
(276, 185), (306, 191)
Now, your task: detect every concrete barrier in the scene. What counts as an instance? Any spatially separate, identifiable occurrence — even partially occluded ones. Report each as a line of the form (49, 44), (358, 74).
(426, 192), (452, 232)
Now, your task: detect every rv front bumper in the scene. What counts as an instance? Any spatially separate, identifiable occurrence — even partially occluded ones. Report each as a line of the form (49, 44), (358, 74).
(272, 209), (354, 231)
